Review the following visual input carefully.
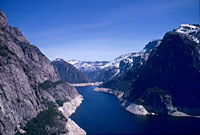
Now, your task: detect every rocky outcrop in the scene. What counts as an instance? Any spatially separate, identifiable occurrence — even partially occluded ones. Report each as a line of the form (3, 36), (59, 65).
(66, 118), (86, 135)
(58, 95), (86, 135)
(134, 87), (175, 115)
(0, 10), (84, 135)
(0, 11), (8, 28)
(125, 103), (149, 115)
(58, 95), (83, 118)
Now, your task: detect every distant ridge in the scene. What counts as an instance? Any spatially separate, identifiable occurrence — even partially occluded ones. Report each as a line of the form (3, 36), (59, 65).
(52, 58), (92, 83)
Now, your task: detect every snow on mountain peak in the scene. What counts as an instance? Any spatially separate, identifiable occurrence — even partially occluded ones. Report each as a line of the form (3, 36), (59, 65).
(67, 60), (110, 71)
(67, 60), (79, 65)
(176, 24), (200, 43)
(180, 24), (198, 30)
(67, 38), (162, 80)
(54, 58), (64, 61)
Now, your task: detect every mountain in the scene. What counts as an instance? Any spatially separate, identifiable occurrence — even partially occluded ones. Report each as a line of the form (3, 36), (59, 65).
(71, 24), (200, 84)
(68, 40), (161, 82)
(97, 39), (161, 90)
(67, 60), (110, 81)
(102, 24), (200, 116)
(0, 10), (85, 135)
(52, 58), (91, 83)
(67, 60), (110, 72)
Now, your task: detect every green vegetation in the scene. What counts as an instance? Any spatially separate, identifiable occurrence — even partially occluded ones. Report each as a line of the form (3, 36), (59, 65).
(38, 80), (64, 90)
(146, 87), (171, 96)
(15, 102), (66, 135)
(136, 87), (171, 105)
(15, 80), (68, 135)
(56, 100), (64, 107)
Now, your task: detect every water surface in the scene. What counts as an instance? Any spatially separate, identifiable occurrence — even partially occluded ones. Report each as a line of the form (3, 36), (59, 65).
(71, 86), (200, 134)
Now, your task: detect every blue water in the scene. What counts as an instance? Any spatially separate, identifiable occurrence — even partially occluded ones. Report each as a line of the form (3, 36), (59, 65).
(71, 86), (200, 134)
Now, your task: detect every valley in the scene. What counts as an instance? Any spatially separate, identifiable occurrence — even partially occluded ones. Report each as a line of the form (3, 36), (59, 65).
(66, 24), (200, 117)
(0, 0), (199, 134)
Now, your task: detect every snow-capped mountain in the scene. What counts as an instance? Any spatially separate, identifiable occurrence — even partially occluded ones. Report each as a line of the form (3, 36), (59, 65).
(67, 60), (111, 81)
(67, 24), (199, 83)
(102, 39), (161, 78)
(68, 39), (161, 82)
(175, 24), (200, 43)
(96, 39), (161, 71)
(67, 60), (110, 71)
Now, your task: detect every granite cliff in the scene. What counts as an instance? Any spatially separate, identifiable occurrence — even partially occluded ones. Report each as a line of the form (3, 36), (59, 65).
(0, 10), (85, 135)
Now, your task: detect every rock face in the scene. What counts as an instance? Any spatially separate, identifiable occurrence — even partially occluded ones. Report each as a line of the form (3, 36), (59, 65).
(134, 87), (174, 115)
(0, 11), (8, 28)
(102, 24), (200, 116)
(125, 103), (149, 115)
(52, 58), (91, 83)
(0, 10), (83, 135)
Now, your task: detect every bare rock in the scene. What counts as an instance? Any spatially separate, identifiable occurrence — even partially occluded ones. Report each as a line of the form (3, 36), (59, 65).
(0, 10), (81, 135)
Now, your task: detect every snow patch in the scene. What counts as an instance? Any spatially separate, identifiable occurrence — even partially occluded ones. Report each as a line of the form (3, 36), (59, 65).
(110, 69), (120, 79)
(67, 60), (79, 65)
(54, 58), (64, 61)
(176, 24), (200, 43)
(68, 60), (109, 71)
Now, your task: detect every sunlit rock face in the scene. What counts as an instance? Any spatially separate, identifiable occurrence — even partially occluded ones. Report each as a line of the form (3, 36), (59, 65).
(0, 10), (82, 135)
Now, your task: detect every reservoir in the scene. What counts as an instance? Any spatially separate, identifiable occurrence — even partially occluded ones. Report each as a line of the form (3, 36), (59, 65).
(71, 86), (200, 134)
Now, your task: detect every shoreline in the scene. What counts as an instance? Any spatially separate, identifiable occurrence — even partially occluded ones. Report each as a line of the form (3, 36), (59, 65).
(94, 87), (124, 99)
(94, 87), (150, 115)
(93, 87), (200, 118)
(58, 95), (86, 135)
(70, 82), (102, 87)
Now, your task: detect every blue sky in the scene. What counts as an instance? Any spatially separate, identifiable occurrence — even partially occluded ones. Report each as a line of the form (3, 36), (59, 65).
(0, 0), (199, 61)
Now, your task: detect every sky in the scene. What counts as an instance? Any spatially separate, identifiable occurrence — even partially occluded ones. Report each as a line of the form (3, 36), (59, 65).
(0, 0), (199, 61)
